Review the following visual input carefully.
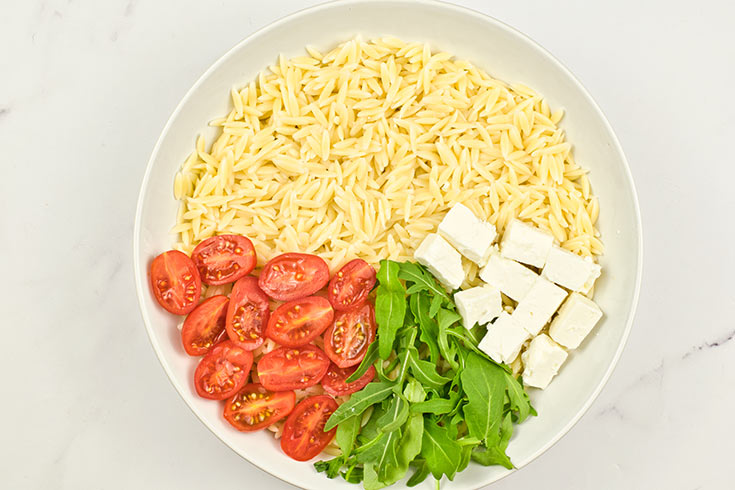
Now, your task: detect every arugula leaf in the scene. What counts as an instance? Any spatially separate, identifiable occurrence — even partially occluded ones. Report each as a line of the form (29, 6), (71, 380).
(504, 372), (535, 423)
(336, 415), (361, 457)
(436, 308), (461, 370)
(378, 395), (409, 433)
(398, 262), (450, 302)
(410, 398), (455, 415)
(461, 352), (506, 442)
(414, 293), (440, 363)
(375, 260), (407, 359)
(346, 341), (380, 383)
(403, 377), (427, 404)
(314, 457), (344, 479)
(392, 413), (424, 482)
(325, 382), (395, 431)
(363, 462), (386, 490)
(421, 418), (462, 481)
(471, 413), (514, 469)
(406, 460), (430, 487)
(428, 294), (443, 318)
(357, 428), (401, 476)
(343, 462), (364, 484)
(408, 351), (451, 390)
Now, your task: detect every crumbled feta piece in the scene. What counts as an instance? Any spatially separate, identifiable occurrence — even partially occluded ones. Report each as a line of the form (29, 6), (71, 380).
(511, 277), (568, 336)
(478, 312), (530, 364)
(548, 292), (603, 349)
(479, 252), (538, 302)
(454, 284), (502, 329)
(522, 334), (568, 389)
(414, 233), (464, 290)
(438, 204), (497, 265)
(542, 245), (601, 292)
(500, 219), (554, 268)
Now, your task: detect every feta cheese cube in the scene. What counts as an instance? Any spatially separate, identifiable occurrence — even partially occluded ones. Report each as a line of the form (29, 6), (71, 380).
(414, 233), (464, 290)
(500, 219), (554, 268)
(522, 334), (568, 389)
(512, 277), (568, 335)
(478, 312), (530, 364)
(438, 204), (497, 265)
(542, 245), (602, 292)
(479, 253), (538, 302)
(548, 292), (603, 349)
(454, 284), (502, 329)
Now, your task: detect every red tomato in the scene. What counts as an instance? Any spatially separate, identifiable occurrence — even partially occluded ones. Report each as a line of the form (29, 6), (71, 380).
(321, 364), (376, 397)
(266, 296), (334, 347)
(324, 302), (376, 368)
(258, 253), (329, 301)
(257, 345), (330, 391)
(226, 276), (270, 351)
(281, 395), (338, 461)
(149, 250), (201, 315)
(223, 384), (295, 432)
(194, 340), (253, 400)
(181, 295), (229, 356)
(191, 234), (256, 285)
(328, 259), (377, 311)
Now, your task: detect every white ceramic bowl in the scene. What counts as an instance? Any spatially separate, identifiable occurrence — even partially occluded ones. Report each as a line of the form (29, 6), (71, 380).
(134, 1), (642, 488)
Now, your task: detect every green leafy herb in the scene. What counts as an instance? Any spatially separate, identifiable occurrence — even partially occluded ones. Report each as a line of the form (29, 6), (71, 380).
(408, 351), (451, 390)
(377, 395), (409, 433)
(346, 341), (380, 383)
(421, 418), (462, 480)
(337, 415), (362, 457)
(325, 382), (396, 431)
(471, 413), (514, 469)
(375, 260), (407, 359)
(461, 352), (506, 442)
(406, 460), (430, 487)
(410, 398), (455, 415)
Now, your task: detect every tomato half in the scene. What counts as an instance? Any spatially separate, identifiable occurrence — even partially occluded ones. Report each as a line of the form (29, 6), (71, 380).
(191, 234), (256, 285)
(223, 384), (296, 432)
(321, 364), (376, 397)
(226, 276), (270, 350)
(257, 345), (330, 391)
(181, 295), (229, 356)
(194, 340), (253, 400)
(324, 302), (376, 368)
(149, 250), (201, 315)
(328, 259), (377, 311)
(258, 253), (329, 301)
(281, 395), (338, 461)
(266, 296), (334, 347)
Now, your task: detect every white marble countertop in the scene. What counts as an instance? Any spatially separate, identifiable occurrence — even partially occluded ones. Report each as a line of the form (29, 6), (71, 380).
(3, 0), (734, 488)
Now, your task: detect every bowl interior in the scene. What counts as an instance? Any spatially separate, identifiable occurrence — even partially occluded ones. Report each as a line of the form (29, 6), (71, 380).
(134, 1), (641, 488)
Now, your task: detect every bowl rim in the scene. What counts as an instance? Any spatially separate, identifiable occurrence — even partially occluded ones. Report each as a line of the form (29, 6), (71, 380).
(133, 0), (643, 487)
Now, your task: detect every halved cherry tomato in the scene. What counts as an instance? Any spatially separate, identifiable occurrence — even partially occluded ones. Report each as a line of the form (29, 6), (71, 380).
(281, 395), (338, 461)
(321, 364), (376, 397)
(226, 276), (270, 350)
(223, 384), (295, 432)
(258, 253), (329, 301)
(324, 302), (376, 368)
(194, 340), (253, 400)
(266, 296), (334, 347)
(181, 295), (229, 356)
(149, 250), (201, 315)
(191, 234), (256, 285)
(328, 259), (376, 311)
(257, 345), (330, 391)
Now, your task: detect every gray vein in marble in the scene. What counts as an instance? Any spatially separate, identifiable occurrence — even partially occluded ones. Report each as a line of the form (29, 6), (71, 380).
(682, 328), (735, 359)
(125, 0), (136, 16)
(0, 108), (8, 118)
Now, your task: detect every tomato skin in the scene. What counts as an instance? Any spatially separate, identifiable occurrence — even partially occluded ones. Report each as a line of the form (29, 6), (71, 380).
(266, 296), (334, 347)
(321, 364), (376, 397)
(150, 250), (201, 315)
(258, 253), (330, 301)
(257, 345), (330, 391)
(194, 340), (253, 400)
(328, 259), (377, 311)
(324, 302), (376, 368)
(191, 234), (256, 286)
(226, 276), (270, 351)
(223, 384), (295, 432)
(281, 395), (338, 461)
(181, 295), (229, 356)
